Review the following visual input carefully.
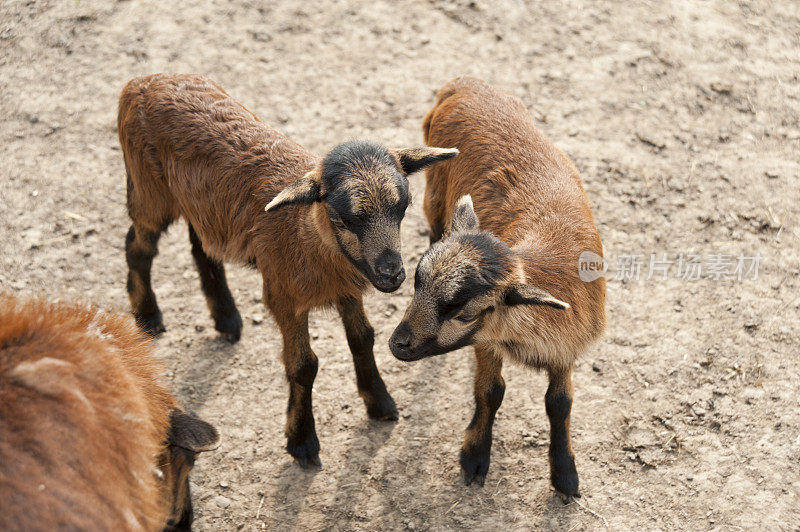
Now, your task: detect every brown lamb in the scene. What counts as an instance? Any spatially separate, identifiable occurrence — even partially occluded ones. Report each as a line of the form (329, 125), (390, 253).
(390, 77), (606, 497)
(118, 74), (457, 467)
(0, 293), (218, 531)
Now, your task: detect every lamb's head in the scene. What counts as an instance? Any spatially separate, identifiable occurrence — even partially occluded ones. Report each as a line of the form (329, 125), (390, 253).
(160, 410), (218, 531)
(265, 140), (458, 292)
(390, 196), (570, 361)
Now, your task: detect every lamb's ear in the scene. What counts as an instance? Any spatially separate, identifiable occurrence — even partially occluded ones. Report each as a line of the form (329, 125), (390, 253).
(168, 410), (220, 453)
(265, 170), (323, 213)
(503, 284), (570, 310)
(392, 146), (459, 175)
(450, 195), (479, 234)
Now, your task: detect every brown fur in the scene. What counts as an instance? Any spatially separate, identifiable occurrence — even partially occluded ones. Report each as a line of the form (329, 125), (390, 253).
(0, 293), (212, 531)
(119, 74), (362, 311)
(118, 74), (457, 466)
(422, 77), (605, 363)
(396, 77), (606, 494)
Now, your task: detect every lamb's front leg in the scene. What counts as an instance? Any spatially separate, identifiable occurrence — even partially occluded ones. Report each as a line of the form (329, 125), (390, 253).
(546, 365), (580, 499)
(460, 346), (504, 486)
(336, 295), (398, 421)
(272, 305), (320, 468)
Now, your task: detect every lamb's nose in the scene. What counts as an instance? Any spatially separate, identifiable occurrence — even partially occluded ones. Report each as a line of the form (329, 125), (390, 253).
(390, 322), (412, 352)
(392, 333), (410, 349)
(377, 257), (403, 279)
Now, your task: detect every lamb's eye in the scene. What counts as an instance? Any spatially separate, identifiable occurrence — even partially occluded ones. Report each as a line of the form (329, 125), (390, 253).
(340, 213), (360, 230)
(455, 314), (477, 324)
(329, 210), (349, 229)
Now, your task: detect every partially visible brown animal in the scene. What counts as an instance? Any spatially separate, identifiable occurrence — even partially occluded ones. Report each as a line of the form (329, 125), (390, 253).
(0, 293), (218, 531)
(390, 77), (606, 497)
(118, 74), (457, 467)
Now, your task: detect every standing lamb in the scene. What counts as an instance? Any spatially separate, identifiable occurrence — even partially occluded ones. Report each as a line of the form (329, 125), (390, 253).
(0, 293), (218, 531)
(389, 77), (606, 498)
(118, 74), (457, 466)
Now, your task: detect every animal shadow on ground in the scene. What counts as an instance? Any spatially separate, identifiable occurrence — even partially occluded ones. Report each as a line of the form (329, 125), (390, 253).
(326, 418), (396, 528)
(267, 462), (321, 530)
(173, 335), (239, 412)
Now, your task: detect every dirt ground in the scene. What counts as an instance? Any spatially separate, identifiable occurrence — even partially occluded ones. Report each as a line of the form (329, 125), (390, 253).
(2, 0), (799, 530)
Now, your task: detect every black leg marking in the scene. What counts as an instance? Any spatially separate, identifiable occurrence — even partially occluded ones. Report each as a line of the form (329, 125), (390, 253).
(285, 343), (320, 468)
(126, 225), (165, 336)
(272, 307), (321, 469)
(188, 225), (241, 342)
(461, 347), (504, 487)
(336, 296), (398, 421)
(546, 368), (580, 498)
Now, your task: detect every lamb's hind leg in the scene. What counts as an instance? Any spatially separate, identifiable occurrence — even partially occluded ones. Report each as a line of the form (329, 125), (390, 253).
(126, 224), (166, 336)
(546, 365), (580, 499)
(188, 224), (242, 343)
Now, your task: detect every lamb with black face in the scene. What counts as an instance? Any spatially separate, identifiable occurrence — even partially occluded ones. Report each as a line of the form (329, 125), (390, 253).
(389, 196), (573, 490)
(390, 230), (507, 360)
(266, 140), (459, 293)
(321, 141), (411, 292)
(390, 196), (568, 361)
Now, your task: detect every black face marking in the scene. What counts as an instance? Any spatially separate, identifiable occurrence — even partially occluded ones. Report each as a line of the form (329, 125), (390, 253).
(438, 278), (483, 320)
(424, 232), (508, 322)
(392, 322), (480, 361)
(460, 232), (507, 278)
(392, 230), (515, 361)
(321, 140), (399, 185)
(321, 139), (407, 222)
(319, 140), (410, 292)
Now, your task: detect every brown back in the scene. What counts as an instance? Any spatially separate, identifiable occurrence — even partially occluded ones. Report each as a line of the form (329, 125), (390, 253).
(422, 77), (605, 361)
(119, 74), (319, 264)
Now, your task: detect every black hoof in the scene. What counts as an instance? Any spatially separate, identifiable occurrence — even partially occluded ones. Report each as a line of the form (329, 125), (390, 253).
(460, 447), (490, 487)
(213, 311), (242, 343)
(551, 454), (580, 498)
(287, 434), (321, 470)
(364, 392), (399, 421)
(135, 312), (166, 337)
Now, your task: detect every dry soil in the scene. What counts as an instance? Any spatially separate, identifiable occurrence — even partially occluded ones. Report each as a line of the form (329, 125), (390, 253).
(1, 0), (799, 530)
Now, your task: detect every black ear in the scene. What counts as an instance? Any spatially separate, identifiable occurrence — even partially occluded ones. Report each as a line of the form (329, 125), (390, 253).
(264, 170), (323, 213)
(392, 146), (459, 175)
(168, 410), (219, 452)
(503, 284), (570, 310)
(450, 195), (479, 234)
